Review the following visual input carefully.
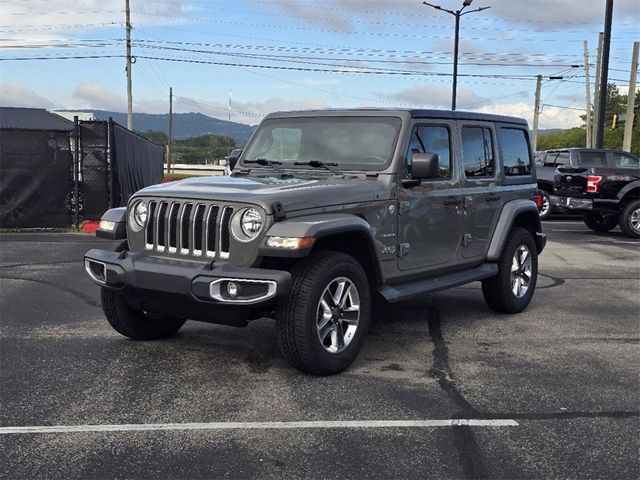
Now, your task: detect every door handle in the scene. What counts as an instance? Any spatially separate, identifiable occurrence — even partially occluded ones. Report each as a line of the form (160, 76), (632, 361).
(485, 195), (501, 203)
(444, 198), (463, 206)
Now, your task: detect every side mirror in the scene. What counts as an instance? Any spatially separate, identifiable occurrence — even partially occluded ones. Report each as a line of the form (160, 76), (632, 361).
(411, 152), (439, 179)
(228, 149), (242, 170)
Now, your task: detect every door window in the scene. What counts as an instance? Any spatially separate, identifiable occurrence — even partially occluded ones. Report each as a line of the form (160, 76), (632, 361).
(405, 125), (451, 179)
(499, 128), (532, 176)
(578, 151), (607, 166)
(610, 152), (639, 168)
(462, 127), (495, 177)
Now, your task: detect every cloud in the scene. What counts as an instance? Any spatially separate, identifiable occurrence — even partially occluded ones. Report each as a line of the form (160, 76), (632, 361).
(72, 82), (127, 111)
(384, 84), (488, 109)
(0, 0), (189, 45)
(472, 102), (583, 130)
(0, 83), (59, 108)
(261, 0), (639, 31)
(487, 0), (639, 28)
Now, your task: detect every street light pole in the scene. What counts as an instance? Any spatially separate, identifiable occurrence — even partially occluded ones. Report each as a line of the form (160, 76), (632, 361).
(423, 0), (490, 110)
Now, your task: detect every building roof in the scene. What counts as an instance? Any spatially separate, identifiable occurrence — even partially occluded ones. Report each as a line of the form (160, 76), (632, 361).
(0, 107), (74, 131)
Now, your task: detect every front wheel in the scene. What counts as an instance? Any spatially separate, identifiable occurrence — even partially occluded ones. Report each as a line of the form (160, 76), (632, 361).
(101, 288), (186, 340)
(583, 211), (618, 232)
(276, 251), (371, 375)
(618, 200), (640, 238)
(482, 227), (538, 314)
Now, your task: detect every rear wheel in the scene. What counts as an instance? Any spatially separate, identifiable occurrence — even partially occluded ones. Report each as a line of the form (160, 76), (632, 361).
(538, 190), (552, 221)
(618, 200), (640, 238)
(101, 288), (186, 340)
(276, 251), (371, 375)
(583, 212), (618, 232)
(482, 227), (538, 314)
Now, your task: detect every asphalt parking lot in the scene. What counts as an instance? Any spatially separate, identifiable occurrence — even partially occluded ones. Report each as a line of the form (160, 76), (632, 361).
(1, 220), (638, 479)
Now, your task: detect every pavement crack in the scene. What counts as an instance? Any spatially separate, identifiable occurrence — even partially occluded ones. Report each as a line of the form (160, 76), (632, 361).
(1, 276), (99, 308)
(426, 305), (488, 480)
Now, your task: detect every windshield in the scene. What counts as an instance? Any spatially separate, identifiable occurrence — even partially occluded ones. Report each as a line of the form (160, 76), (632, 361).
(242, 116), (402, 170)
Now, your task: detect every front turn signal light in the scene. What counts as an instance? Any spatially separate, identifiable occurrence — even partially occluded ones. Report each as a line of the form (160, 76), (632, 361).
(266, 236), (315, 249)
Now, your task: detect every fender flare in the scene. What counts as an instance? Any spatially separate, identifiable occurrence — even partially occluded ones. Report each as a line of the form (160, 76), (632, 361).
(486, 200), (543, 261)
(617, 180), (640, 201)
(258, 213), (381, 272)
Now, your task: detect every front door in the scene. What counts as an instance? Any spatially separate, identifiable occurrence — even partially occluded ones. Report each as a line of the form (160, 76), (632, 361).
(397, 121), (464, 271)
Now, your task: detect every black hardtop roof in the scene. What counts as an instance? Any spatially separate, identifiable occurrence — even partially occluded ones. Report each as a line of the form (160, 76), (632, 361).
(546, 148), (637, 155)
(0, 107), (74, 131)
(264, 108), (528, 126)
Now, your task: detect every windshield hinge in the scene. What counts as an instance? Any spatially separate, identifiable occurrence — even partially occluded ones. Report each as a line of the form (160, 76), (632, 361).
(272, 202), (286, 222)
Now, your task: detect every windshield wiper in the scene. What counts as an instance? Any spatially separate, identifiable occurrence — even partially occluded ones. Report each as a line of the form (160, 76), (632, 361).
(294, 160), (342, 175)
(244, 158), (283, 169)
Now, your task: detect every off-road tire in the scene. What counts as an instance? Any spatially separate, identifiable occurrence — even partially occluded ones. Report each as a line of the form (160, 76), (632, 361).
(583, 212), (618, 232)
(618, 200), (640, 238)
(276, 251), (371, 375)
(538, 190), (552, 221)
(482, 227), (538, 314)
(101, 288), (186, 340)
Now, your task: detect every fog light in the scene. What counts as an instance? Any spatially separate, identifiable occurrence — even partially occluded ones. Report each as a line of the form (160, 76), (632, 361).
(227, 281), (239, 297)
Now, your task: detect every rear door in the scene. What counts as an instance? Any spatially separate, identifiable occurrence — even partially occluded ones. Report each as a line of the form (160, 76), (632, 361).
(459, 122), (502, 259)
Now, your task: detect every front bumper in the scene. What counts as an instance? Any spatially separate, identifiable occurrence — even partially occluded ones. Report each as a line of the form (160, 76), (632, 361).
(83, 249), (291, 306)
(549, 195), (593, 210)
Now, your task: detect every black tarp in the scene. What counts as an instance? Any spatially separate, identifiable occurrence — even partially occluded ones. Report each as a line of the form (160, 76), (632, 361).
(112, 123), (164, 206)
(0, 116), (164, 228)
(0, 130), (73, 228)
(79, 122), (109, 219)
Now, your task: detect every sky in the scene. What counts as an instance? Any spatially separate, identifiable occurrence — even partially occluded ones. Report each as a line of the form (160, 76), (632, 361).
(1, 0), (638, 129)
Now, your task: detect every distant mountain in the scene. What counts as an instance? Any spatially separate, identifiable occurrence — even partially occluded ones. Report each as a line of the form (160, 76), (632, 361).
(57, 110), (256, 146)
(538, 128), (564, 135)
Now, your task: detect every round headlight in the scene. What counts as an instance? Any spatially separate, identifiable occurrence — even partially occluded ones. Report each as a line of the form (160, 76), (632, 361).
(240, 208), (263, 238)
(130, 201), (148, 230)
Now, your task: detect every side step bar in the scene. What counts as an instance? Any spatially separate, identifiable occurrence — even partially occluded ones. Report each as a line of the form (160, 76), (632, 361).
(377, 263), (498, 303)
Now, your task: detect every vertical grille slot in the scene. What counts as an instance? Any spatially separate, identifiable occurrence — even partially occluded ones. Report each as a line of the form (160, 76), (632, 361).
(156, 202), (168, 251)
(145, 201), (157, 249)
(220, 206), (234, 258)
(205, 205), (219, 257)
(168, 202), (180, 252)
(180, 203), (193, 253)
(192, 204), (206, 256)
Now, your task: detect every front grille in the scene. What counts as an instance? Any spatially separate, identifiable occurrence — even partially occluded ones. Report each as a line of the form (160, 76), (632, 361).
(144, 200), (234, 259)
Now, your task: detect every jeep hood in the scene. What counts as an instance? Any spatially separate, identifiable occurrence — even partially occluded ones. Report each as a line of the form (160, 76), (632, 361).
(133, 174), (392, 214)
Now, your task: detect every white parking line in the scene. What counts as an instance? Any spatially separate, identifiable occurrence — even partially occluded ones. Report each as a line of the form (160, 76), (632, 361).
(0, 419), (518, 434)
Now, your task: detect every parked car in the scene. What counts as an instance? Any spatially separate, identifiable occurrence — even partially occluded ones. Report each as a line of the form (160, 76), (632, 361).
(550, 149), (640, 237)
(84, 109), (546, 375)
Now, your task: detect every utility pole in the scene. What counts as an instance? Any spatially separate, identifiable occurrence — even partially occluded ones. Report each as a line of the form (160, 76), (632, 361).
(228, 89), (232, 157)
(422, 0), (489, 110)
(583, 41), (592, 148)
(168, 87), (173, 174)
(593, 32), (604, 144)
(622, 42), (639, 152)
(532, 75), (542, 152)
(125, 0), (133, 130)
(595, 0), (613, 148)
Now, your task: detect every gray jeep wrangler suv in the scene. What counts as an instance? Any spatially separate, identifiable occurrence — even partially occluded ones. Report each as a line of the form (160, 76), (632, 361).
(85, 109), (546, 375)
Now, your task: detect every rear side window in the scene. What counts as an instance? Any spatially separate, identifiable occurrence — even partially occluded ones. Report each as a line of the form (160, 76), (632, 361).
(462, 127), (495, 177)
(406, 125), (451, 179)
(610, 152), (639, 169)
(499, 128), (532, 176)
(578, 151), (607, 166)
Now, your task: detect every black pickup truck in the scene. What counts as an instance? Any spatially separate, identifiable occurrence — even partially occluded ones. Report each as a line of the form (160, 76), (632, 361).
(550, 149), (640, 237)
